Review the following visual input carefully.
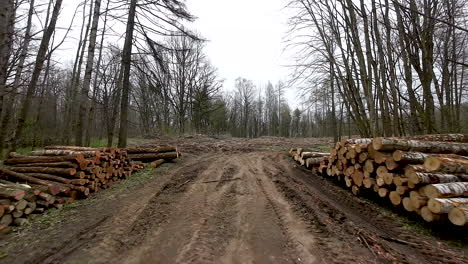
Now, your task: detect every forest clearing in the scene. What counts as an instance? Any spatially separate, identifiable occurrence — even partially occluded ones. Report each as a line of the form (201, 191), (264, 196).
(0, 135), (466, 264)
(1, 0), (468, 263)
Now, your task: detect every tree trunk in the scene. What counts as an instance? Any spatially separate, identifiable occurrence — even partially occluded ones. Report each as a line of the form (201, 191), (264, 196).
(0, 0), (34, 158)
(9, 0), (64, 152)
(118, 0), (138, 148)
(76, 0), (102, 146)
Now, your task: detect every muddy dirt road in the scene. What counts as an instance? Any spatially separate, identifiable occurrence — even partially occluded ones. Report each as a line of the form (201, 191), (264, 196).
(1, 137), (467, 263)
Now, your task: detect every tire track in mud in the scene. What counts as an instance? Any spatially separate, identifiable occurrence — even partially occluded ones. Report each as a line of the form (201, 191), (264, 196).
(176, 182), (240, 263)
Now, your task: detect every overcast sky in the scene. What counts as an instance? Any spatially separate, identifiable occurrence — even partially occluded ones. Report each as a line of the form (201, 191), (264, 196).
(186, 0), (297, 104)
(57, 0), (299, 107)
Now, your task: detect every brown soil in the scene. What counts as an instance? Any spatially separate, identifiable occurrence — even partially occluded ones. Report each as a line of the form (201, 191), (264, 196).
(0, 136), (466, 263)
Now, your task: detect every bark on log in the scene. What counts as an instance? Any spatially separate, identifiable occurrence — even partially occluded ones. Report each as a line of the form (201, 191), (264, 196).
(373, 137), (468, 154)
(4, 154), (84, 164)
(45, 146), (99, 151)
(410, 134), (468, 143)
(0, 168), (70, 195)
(424, 156), (468, 174)
(404, 165), (427, 178)
(408, 172), (466, 185)
(148, 159), (165, 168)
(448, 206), (468, 226)
(0, 186), (25, 200)
(392, 151), (432, 163)
(128, 152), (179, 161)
(428, 198), (468, 214)
(7, 161), (78, 168)
(301, 152), (329, 159)
(30, 150), (99, 157)
(7, 167), (76, 176)
(123, 146), (177, 154)
(424, 182), (468, 198)
(306, 157), (323, 167)
(24, 173), (87, 185)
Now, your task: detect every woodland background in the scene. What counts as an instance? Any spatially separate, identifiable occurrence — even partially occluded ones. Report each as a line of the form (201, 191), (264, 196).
(0, 0), (467, 157)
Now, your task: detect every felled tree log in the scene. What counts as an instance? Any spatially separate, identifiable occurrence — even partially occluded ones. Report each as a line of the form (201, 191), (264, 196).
(4, 154), (85, 165)
(373, 137), (468, 154)
(0, 168), (70, 195)
(389, 191), (402, 205)
(421, 206), (445, 222)
(148, 159), (165, 168)
(0, 186), (25, 200)
(374, 151), (391, 164)
(402, 197), (415, 212)
(410, 191), (428, 209)
(404, 164), (427, 178)
(128, 152), (179, 161)
(408, 172), (467, 185)
(424, 156), (468, 174)
(306, 157), (323, 168)
(45, 146), (99, 151)
(0, 214), (12, 226)
(424, 182), (468, 198)
(410, 134), (468, 143)
(448, 207), (468, 226)
(301, 152), (329, 159)
(7, 161), (78, 168)
(24, 173), (88, 185)
(30, 150), (99, 157)
(428, 198), (468, 214)
(124, 146), (177, 154)
(392, 151), (432, 164)
(6, 167), (77, 176)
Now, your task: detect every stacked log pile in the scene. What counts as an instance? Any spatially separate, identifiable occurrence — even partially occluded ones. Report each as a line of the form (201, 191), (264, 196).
(125, 146), (181, 168)
(0, 145), (179, 229)
(291, 134), (468, 227)
(289, 148), (329, 174)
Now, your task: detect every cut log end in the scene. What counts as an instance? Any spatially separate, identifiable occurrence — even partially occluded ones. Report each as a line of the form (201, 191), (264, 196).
(448, 207), (468, 226)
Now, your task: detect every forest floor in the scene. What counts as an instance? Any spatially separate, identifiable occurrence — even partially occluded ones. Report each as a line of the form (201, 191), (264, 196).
(0, 135), (467, 264)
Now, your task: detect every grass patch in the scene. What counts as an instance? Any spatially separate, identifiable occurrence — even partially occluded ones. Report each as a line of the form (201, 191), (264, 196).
(317, 145), (331, 152)
(260, 145), (288, 152)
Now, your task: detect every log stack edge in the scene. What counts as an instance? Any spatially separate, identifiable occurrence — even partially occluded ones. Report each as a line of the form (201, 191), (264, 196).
(290, 134), (468, 227)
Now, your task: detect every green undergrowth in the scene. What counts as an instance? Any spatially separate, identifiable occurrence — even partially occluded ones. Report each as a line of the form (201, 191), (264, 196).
(317, 145), (331, 152)
(260, 145), (288, 152)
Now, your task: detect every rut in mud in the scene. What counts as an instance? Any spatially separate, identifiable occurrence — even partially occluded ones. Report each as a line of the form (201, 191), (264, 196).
(1, 145), (467, 263)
